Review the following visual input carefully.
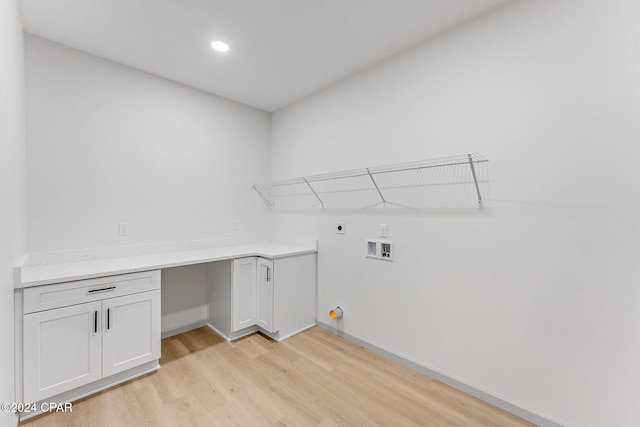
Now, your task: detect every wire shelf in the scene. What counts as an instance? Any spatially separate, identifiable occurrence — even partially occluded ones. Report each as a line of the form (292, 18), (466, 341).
(253, 153), (488, 210)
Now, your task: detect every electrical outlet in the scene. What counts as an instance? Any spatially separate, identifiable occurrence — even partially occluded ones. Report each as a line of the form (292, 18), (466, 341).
(118, 222), (129, 237)
(336, 222), (345, 234)
(232, 220), (238, 231)
(380, 224), (388, 238)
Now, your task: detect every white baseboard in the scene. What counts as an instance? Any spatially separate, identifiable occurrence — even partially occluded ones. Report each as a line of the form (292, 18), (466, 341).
(260, 323), (316, 342)
(315, 321), (564, 427)
(206, 323), (314, 342)
(206, 323), (259, 341)
(206, 323), (231, 341)
(162, 320), (209, 338)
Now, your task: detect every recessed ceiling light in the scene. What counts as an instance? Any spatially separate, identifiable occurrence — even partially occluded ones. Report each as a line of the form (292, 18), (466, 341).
(210, 40), (229, 53)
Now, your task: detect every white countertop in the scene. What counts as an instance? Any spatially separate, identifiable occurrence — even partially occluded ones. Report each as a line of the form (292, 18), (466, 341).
(16, 242), (317, 288)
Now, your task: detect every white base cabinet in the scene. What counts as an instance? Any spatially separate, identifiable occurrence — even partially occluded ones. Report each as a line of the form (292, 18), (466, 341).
(23, 301), (102, 402)
(212, 253), (316, 341)
(21, 271), (161, 403)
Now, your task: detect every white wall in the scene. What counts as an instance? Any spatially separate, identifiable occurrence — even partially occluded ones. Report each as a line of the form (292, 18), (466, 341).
(25, 35), (271, 254)
(0, 0), (25, 426)
(271, 1), (640, 426)
(161, 264), (209, 334)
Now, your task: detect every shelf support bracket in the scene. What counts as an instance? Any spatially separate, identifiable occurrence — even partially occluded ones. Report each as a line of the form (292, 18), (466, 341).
(366, 168), (387, 204)
(303, 177), (325, 208)
(252, 184), (274, 207)
(467, 154), (482, 204)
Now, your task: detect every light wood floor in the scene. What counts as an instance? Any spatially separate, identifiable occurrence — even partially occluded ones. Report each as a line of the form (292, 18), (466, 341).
(21, 326), (534, 426)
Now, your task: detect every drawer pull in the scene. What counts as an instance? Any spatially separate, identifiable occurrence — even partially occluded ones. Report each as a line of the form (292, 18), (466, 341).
(88, 286), (116, 294)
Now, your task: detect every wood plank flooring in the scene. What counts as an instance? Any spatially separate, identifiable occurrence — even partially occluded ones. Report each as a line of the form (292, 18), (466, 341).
(20, 326), (534, 426)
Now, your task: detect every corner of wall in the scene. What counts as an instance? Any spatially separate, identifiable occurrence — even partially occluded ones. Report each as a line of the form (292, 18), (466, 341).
(0, 1), (25, 427)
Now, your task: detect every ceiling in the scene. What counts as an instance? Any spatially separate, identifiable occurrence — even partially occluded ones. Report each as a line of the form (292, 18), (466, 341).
(20, 0), (510, 112)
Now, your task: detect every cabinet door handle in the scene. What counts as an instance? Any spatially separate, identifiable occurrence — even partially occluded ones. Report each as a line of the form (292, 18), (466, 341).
(107, 308), (110, 330)
(88, 286), (116, 294)
(266, 267), (271, 282)
(94, 310), (98, 333)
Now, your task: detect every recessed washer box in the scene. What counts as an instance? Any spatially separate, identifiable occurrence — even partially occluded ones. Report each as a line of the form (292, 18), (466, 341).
(380, 240), (394, 262)
(365, 239), (393, 262)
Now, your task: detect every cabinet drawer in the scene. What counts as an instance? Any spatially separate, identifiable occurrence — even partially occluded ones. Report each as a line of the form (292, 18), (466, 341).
(24, 270), (161, 314)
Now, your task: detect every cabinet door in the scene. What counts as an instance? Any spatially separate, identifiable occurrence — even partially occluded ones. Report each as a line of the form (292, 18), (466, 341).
(102, 290), (161, 378)
(232, 257), (257, 332)
(256, 258), (275, 333)
(23, 301), (102, 402)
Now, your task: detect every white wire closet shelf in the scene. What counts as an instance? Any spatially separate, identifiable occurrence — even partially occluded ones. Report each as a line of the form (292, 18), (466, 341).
(253, 153), (489, 210)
